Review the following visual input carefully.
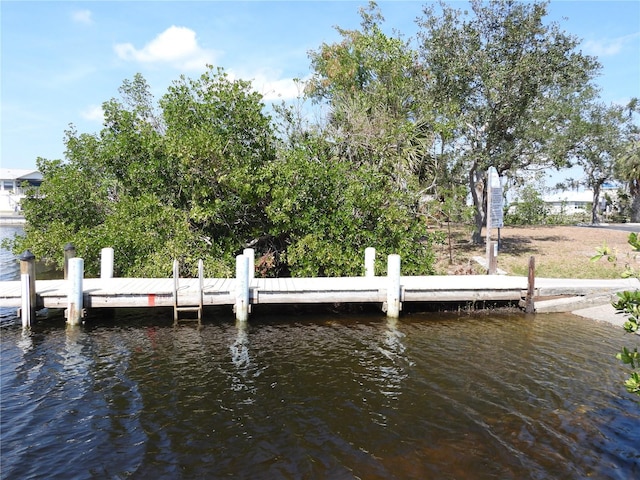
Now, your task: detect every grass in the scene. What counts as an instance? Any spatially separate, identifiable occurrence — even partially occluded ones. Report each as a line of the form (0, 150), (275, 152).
(433, 224), (640, 279)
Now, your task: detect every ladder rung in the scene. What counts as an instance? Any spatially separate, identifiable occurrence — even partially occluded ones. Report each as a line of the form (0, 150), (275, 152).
(175, 306), (201, 312)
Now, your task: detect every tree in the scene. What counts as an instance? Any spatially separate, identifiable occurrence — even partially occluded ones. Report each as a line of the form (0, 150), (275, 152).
(9, 67), (276, 277)
(417, 0), (600, 243)
(505, 181), (549, 225)
(306, 2), (441, 194)
(567, 98), (626, 224)
(615, 98), (640, 222)
(9, 65), (442, 278)
(263, 131), (439, 277)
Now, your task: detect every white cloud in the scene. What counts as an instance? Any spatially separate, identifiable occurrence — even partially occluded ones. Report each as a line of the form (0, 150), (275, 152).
(71, 9), (93, 25)
(232, 68), (307, 101)
(80, 105), (104, 122)
(255, 77), (306, 101)
(114, 26), (216, 71)
(583, 32), (640, 57)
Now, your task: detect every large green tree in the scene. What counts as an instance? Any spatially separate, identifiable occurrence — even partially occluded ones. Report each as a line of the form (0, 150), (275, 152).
(306, 2), (440, 194)
(417, 0), (600, 243)
(263, 130), (438, 277)
(12, 68), (276, 277)
(10, 64), (441, 278)
(567, 97), (626, 224)
(615, 99), (640, 222)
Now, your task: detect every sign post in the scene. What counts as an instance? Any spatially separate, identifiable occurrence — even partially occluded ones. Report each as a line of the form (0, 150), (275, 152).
(486, 167), (504, 274)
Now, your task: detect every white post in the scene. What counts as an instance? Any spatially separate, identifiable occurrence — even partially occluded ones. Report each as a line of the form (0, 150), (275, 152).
(235, 254), (250, 322)
(21, 273), (32, 328)
(386, 254), (401, 318)
(100, 247), (114, 279)
(243, 248), (255, 282)
(19, 250), (36, 327)
(67, 257), (84, 325)
(365, 247), (376, 277)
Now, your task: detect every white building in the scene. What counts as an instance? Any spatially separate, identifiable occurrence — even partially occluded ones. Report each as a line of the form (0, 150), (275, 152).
(542, 190), (594, 215)
(0, 168), (43, 215)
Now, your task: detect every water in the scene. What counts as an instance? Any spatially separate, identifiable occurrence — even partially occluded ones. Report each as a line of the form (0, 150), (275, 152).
(1, 227), (639, 479)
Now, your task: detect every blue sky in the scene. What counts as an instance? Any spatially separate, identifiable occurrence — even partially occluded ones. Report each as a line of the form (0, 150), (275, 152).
(2, 1), (639, 173)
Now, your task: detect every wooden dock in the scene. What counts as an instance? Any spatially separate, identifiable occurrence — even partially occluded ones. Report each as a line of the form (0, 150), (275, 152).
(1, 274), (638, 316)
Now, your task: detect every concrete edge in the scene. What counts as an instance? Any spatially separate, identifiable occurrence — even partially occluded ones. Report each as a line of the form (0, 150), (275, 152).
(534, 293), (619, 313)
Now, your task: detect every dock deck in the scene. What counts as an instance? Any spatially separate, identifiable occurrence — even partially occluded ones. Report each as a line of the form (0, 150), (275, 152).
(1, 275), (638, 313)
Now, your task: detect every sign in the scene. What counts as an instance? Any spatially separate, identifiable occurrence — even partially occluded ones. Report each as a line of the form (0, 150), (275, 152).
(488, 167), (504, 229)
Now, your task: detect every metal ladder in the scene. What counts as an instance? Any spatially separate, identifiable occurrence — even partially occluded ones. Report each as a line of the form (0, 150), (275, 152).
(173, 259), (204, 325)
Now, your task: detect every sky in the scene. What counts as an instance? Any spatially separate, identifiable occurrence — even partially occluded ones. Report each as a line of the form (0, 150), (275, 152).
(1, 0), (639, 178)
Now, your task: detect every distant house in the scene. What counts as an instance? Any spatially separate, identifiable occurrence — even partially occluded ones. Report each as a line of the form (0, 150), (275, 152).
(542, 190), (594, 215)
(0, 168), (43, 214)
(543, 185), (618, 217)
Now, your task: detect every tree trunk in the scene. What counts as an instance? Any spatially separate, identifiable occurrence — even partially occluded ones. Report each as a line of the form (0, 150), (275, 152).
(469, 166), (485, 244)
(630, 180), (640, 223)
(591, 183), (601, 224)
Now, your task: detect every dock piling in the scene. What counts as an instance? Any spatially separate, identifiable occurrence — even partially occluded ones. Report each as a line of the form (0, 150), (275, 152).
(235, 254), (250, 322)
(21, 274), (32, 328)
(525, 256), (536, 314)
(243, 248), (255, 282)
(365, 247), (376, 277)
(66, 257), (85, 325)
(63, 243), (75, 280)
(386, 254), (401, 318)
(101, 248), (114, 279)
(19, 250), (36, 327)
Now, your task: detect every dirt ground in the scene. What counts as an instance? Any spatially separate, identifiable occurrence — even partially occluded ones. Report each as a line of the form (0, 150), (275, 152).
(435, 224), (640, 279)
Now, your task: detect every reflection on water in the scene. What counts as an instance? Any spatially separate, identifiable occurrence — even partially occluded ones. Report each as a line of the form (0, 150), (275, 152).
(1, 311), (639, 479)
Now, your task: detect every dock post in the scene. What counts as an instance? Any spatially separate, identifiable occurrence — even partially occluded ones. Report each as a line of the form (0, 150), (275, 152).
(525, 256), (536, 314)
(365, 247), (376, 277)
(101, 247), (114, 279)
(235, 254), (250, 322)
(488, 241), (498, 275)
(19, 250), (36, 327)
(243, 248), (255, 282)
(386, 254), (401, 318)
(66, 257), (84, 325)
(64, 243), (75, 280)
(21, 274), (32, 328)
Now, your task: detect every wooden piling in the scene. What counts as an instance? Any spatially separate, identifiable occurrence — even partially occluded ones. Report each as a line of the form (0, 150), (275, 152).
(525, 256), (536, 314)
(386, 254), (401, 318)
(365, 247), (376, 277)
(64, 243), (75, 280)
(66, 257), (84, 325)
(19, 250), (36, 327)
(101, 247), (114, 279)
(235, 254), (250, 322)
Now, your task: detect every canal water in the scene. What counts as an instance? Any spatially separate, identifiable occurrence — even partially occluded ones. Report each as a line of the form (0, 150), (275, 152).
(1, 226), (639, 479)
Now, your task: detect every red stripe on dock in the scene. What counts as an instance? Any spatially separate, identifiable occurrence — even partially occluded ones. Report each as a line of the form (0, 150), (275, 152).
(148, 294), (156, 306)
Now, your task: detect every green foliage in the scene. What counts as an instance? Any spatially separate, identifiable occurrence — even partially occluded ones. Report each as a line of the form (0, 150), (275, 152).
(567, 97), (627, 224)
(596, 232), (640, 397)
(614, 99), (640, 223)
(264, 135), (439, 277)
(417, 0), (600, 242)
(9, 64), (441, 279)
(505, 184), (549, 225)
(8, 67), (276, 277)
(590, 241), (616, 263)
(306, 2), (441, 192)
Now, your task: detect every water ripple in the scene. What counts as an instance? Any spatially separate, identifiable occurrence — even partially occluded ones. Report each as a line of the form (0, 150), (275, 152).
(1, 310), (639, 479)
